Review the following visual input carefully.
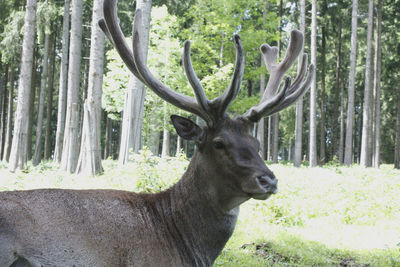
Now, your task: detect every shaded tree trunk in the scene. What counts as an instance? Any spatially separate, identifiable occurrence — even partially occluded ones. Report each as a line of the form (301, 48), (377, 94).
(360, 0), (374, 168)
(104, 114), (112, 159)
(118, 0), (152, 164)
(0, 64), (9, 159)
(272, 114), (279, 163)
(267, 117), (272, 161)
(3, 68), (15, 162)
(331, 21), (342, 160)
(344, 0), (358, 166)
(395, 83), (400, 169)
(319, 26), (326, 165)
(373, 0), (382, 168)
(33, 32), (50, 166)
(76, 0), (105, 175)
(44, 32), (56, 160)
(27, 49), (37, 160)
(54, 0), (70, 163)
(309, 0), (317, 167)
(8, 0), (37, 171)
(339, 81), (345, 163)
(61, 0), (83, 173)
(294, 0), (305, 167)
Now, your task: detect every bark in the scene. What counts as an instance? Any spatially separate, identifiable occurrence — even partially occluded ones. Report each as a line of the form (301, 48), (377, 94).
(319, 26), (326, 164)
(360, 0), (374, 168)
(3, 68), (15, 162)
(104, 114), (112, 159)
(344, 0), (358, 166)
(33, 32), (50, 166)
(118, 0), (152, 165)
(27, 51), (37, 160)
(44, 33), (56, 160)
(61, 0), (83, 173)
(0, 64), (8, 159)
(294, 0), (305, 167)
(309, 0), (317, 167)
(339, 81), (345, 163)
(161, 102), (170, 158)
(395, 84), (400, 169)
(76, 0), (105, 175)
(8, 0), (37, 171)
(267, 117), (272, 161)
(176, 136), (182, 156)
(331, 21), (342, 160)
(257, 70), (265, 160)
(373, 0), (382, 168)
(54, 0), (70, 163)
(272, 114), (279, 163)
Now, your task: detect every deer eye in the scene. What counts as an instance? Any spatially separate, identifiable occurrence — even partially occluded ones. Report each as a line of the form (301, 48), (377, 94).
(213, 140), (225, 150)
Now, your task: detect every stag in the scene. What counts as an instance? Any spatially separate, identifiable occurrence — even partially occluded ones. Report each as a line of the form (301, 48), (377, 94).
(0, 1), (313, 266)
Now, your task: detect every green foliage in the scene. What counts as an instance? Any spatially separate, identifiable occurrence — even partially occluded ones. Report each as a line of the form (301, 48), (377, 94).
(0, 10), (25, 64)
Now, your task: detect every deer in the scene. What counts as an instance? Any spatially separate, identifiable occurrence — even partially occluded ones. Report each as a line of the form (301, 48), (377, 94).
(0, 1), (313, 266)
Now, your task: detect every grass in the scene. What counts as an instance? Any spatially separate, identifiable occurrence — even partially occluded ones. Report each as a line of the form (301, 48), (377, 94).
(1, 153), (400, 266)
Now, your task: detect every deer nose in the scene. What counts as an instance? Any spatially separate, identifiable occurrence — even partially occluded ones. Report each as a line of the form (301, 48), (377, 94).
(257, 175), (278, 189)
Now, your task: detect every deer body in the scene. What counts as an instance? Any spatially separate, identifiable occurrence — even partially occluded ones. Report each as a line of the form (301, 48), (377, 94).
(0, 0), (314, 265)
(0, 154), (239, 266)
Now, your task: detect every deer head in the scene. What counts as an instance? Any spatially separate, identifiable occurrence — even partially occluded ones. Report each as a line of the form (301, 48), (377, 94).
(99, 1), (314, 211)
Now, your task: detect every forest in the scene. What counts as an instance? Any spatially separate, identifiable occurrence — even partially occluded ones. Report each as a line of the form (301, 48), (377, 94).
(0, 0), (399, 173)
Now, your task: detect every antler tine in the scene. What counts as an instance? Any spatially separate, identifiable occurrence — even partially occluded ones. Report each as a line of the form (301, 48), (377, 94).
(213, 35), (245, 117)
(261, 30), (303, 100)
(242, 30), (314, 122)
(183, 40), (214, 123)
(288, 53), (308, 95)
(243, 77), (291, 122)
(131, 10), (210, 119)
(268, 64), (314, 115)
(102, 0), (145, 83)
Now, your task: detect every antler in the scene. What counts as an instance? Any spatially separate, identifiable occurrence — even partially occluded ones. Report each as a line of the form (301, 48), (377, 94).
(99, 0), (244, 127)
(243, 30), (314, 122)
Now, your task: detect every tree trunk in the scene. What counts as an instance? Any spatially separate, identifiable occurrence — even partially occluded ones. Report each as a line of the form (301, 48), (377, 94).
(344, 0), (358, 166)
(44, 33), (56, 160)
(161, 102), (170, 158)
(176, 136), (182, 156)
(360, 0), (374, 168)
(331, 21), (342, 160)
(104, 114), (112, 159)
(3, 68), (15, 162)
(373, 0), (382, 168)
(309, 0), (317, 167)
(0, 64), (9, 159)
(272, 114), (279, 163)
(258, 70), (265, 160)
(27, 49), (37, 160)
(339, 81), (345, 163)
(61, 0), (83, 173)
(76, 0), (105, 175)
(294, 0), (305, 167)
(8, 0), (37, 171)
(118, 0), (152, 165)
(395, 84), (400, 169)
(54, 0), (70, 163)
(33, 32), (50, 166)
(319, 26), (326, 165)
(267, 117), (272, 161)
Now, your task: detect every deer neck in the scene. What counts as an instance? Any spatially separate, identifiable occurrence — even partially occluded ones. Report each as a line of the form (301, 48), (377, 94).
(161, 151), (242, 265)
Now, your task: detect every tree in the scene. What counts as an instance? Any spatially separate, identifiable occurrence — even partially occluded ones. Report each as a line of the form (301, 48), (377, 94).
(8, 0), (37, 172)
(373, 0), (382, 168)
(395, 83), (400, 169)
(2, 67), (15, 162)
(118, 0), (153, 165)
(54, 0), (70, 163)
(61, 0), (83, 173)
(309, 0), (317, 167)
(344, 0), (358, 166)
(360, 0), (374, 168)
(76, 0), (105, 175)
(294, 0), (305, 167)
(32, 32), (50, 166)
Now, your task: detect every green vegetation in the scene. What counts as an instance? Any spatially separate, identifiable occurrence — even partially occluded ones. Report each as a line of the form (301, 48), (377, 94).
(1, 154), (399, 266)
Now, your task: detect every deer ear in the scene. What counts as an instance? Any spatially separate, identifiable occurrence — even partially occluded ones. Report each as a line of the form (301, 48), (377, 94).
(171, 115), (204, 143)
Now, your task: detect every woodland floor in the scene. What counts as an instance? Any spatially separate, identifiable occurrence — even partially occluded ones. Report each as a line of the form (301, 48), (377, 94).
(1, 153), (399, 267)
